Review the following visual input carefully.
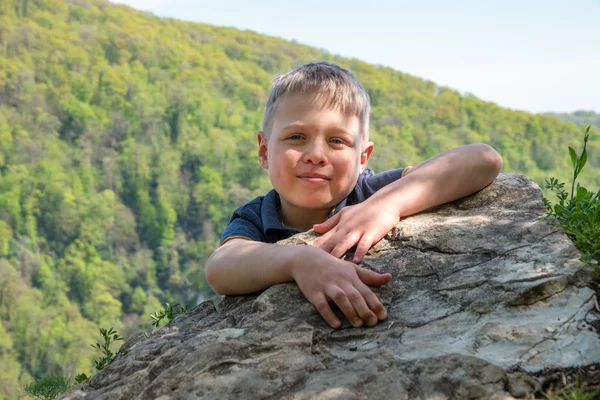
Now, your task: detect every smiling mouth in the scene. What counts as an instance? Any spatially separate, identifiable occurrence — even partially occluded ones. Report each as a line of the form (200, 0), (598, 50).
(298, 174), (330, 183)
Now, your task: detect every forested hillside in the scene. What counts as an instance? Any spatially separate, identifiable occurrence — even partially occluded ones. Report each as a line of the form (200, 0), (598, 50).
(544, 110), (600, 132)
(0, 0), (598, 397)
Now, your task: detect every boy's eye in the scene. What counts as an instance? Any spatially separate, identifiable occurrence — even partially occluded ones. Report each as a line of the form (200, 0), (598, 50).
(329, 138), (345, 145)
(287, 134), (304, 140)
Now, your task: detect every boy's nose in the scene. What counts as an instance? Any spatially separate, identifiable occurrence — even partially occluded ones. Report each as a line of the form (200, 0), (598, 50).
(302, 143), (328, 165)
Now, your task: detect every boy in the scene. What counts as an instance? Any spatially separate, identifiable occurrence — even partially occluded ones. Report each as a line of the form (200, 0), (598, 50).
(206, 61), (503, 329)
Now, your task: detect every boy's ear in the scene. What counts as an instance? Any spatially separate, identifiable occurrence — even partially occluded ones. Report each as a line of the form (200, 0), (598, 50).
(360, 141), (374, 172)
(257, 131), (269, 169)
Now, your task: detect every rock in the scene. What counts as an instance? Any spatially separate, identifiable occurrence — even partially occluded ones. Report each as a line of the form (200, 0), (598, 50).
(59, 174), (600, 400)
(506, 373), (539, 398)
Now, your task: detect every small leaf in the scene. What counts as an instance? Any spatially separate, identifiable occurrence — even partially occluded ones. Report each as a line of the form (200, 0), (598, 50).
(579, 149), (588, 171)
(577, 185), (588, 199)
(568, 146), (577, 168)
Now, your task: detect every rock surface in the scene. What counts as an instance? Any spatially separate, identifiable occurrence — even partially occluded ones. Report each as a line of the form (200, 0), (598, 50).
(61, 174), (600, 400)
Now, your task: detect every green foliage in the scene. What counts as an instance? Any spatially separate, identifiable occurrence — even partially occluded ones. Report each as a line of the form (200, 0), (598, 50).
(91, 327), (123, 371)
(543, 127), (599, 268)
(0, 220), (12, 255)
(74, 373), (88, 384)
(22, 326), (124, 398)
(544, 382), (600, 400)
(545, 110), (600, 132)
(23, 374), (73, 400)
(150, 302), (190, 327)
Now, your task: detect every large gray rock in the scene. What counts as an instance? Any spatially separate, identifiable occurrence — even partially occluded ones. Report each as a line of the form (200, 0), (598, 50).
(61, 174), (600, 400)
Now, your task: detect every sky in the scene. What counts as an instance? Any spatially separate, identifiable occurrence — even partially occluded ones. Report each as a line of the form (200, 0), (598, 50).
(110, 0), (600, 114)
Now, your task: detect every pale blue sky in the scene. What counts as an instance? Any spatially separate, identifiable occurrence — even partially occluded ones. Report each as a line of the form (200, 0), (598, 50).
(111, 0), (599, 114)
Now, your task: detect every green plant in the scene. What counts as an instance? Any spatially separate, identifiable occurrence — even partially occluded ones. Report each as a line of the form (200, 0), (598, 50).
(544, 382), (600, 400)
(150, 302), (190, 327)
(74, 373), (88, 384)
(91, 327), (124, 371)
(23, 374), (73, 400)
(22, 327), (124, 399)
(543, 126), (599, 268)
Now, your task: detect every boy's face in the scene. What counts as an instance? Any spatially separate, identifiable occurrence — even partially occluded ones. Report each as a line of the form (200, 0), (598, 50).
(258, 93), (374, 213)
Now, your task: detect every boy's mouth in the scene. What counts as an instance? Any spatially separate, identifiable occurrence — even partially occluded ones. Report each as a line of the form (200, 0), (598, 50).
(298, 173), (330, 183)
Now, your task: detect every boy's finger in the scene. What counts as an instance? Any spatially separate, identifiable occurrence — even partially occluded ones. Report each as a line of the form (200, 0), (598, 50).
(316, 233), (343, 255)
(313, 213), (341, 234)
(344, 285), (378, 326)
(330, 233), (360, 259)
(355, 266), (392, 287)
(312, 294), (341, 329)
(327, 286), (363, 328)
(352, 236), (373, 263)
(313, 230), (335, 250)
(356, 283), (388, 321)
(313, 235), (331, 252)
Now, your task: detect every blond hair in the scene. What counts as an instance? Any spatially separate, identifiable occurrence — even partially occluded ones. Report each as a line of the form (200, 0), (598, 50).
(262, 61), (371, 141)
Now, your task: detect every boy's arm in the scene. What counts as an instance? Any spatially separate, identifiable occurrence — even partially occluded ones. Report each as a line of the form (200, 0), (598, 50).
(206, 239), (392, 328)
(206, 239), (296, 294)
(314, 143), (503, 262)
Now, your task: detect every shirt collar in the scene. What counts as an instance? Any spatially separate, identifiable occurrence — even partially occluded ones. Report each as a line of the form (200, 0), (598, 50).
(261, 189), (348, 242)
(261, 190), (299, 242)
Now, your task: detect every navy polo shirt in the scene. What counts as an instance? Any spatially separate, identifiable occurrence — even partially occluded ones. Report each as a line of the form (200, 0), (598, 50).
(220, 167), (408, 245)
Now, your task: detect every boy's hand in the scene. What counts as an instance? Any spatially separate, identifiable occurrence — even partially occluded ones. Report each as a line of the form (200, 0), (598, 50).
(291, 246), (392, 329)
(313, 199), (399, 264)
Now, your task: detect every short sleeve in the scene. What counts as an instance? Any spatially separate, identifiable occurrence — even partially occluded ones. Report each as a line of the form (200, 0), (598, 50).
(219, 195), (269, 245)
(220, 217), (266, 245)
(356, 167), (406, 198)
